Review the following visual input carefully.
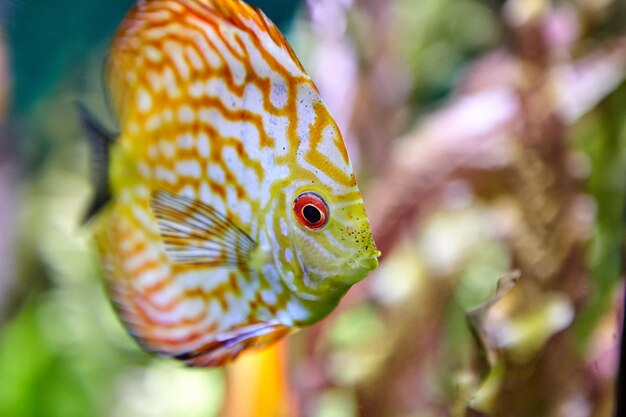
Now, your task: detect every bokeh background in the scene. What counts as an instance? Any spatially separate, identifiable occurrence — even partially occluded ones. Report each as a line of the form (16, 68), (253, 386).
(1, 0), (625, 416)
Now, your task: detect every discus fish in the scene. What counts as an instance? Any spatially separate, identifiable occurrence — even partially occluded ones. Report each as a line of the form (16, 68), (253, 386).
(80, 0), (380, 367)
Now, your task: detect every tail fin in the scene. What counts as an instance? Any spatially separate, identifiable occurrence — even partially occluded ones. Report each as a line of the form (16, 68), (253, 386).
(75, 102), (117, 223)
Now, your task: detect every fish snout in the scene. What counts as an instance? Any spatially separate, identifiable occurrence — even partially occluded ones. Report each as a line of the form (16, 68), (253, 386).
(341, 248), (380, 284)
(358, 253), (380, 272)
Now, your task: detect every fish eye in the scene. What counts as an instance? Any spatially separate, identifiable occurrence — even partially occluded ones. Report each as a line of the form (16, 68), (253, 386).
(293, 192), (328, 230)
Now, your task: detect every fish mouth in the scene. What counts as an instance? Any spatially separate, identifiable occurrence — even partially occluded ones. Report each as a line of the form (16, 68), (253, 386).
(357, 255), (379, 272)
(353, 254), (380, 275)
(339, 250), (380, 284)
(353, 248), (381, 269)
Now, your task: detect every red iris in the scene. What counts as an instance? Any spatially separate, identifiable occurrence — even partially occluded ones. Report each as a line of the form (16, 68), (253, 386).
(293, 192), (328, 230)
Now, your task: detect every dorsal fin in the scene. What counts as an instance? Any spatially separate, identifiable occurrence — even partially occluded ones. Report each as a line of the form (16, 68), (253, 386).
(182, 0), (305, 70)
(75, 102), (117, 223)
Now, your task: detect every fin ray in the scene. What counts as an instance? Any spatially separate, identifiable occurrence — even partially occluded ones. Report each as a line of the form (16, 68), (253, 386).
(150, 190), (256, 266)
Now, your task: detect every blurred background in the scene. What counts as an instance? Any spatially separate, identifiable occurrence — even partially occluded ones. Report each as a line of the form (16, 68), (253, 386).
(1, 0), (625, 416)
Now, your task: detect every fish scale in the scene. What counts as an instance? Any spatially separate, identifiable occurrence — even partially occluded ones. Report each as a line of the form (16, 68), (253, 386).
(84, 0), (379, 366)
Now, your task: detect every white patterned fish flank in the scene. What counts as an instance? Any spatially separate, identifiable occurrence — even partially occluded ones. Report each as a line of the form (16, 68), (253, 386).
(90, 0), (379, 367)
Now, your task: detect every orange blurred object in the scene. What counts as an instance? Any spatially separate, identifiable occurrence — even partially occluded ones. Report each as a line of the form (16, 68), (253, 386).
(222, 339), (297, 417)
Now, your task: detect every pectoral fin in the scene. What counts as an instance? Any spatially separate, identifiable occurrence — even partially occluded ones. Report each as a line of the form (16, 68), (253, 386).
(150, 190), (256, 267)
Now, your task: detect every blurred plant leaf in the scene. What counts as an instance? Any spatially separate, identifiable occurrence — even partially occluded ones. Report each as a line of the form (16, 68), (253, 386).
(0, 300), (97, 417)
(466, 270), (521, 377)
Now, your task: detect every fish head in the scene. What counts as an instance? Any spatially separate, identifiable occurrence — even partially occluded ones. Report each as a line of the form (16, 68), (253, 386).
(288, 187), (380, 286)
(280, 106), (380, 311)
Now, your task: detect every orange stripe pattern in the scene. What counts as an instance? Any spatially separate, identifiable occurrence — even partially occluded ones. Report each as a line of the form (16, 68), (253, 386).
(93, 0), (379, 366)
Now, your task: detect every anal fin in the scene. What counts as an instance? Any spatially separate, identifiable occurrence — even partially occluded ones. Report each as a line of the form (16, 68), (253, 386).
(172, 322), (293, 367)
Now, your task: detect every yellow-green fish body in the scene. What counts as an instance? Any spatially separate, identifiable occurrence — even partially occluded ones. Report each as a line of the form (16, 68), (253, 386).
(83, 0), (379, 366)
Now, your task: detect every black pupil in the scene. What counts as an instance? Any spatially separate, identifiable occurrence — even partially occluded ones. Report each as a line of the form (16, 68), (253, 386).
(302, 204), (322, 224)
